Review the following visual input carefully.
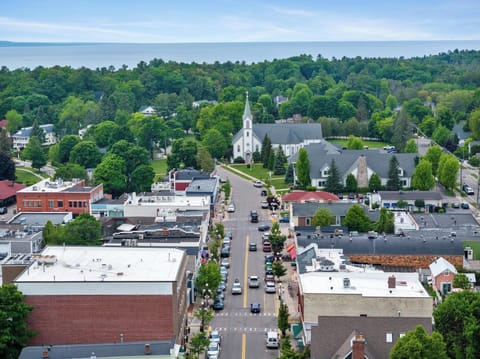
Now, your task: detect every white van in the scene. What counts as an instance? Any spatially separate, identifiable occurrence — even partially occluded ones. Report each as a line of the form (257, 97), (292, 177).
(265, 331), (279, 348)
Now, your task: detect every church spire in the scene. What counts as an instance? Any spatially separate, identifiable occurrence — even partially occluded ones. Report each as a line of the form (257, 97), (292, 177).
(243, 91), (252, 120)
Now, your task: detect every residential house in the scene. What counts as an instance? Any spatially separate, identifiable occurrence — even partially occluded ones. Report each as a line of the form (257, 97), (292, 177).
(290, 145), (417, 189)
(192, 100), (218, 109)
(138, 105), (156, 116)
(429, 257), (458, 294)
(232, 95), (323, 163)
(377, 191), (444, 211)
(15, 246), (189, 348)
(168, 168), (212, 192)
(12, 124), (56, 150)
(16, 178), (104, 216)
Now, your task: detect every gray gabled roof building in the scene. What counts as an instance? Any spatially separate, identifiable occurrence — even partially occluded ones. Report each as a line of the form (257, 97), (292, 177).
(290, 144), (417, 189)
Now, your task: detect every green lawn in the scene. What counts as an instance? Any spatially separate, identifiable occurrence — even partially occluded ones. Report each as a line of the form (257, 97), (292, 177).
(463, 241), (480, 260)
(151, 159), (168, 181)
(230, 163), (289, 190)
(15, 168), (45, 186)
(327, 139), (388, 149)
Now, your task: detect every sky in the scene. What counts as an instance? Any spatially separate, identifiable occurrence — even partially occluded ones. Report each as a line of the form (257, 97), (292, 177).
(0, 0), (479, 43)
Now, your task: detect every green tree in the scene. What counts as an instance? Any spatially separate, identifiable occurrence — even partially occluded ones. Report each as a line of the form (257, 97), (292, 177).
(130, 164), (155, 193)
(94, 153), (127, 198)
(347, 135), (364, 150)
(196, 146), (215, 172)
(0, 129), (12, 153)
(425, 145), (443, 176)
(374, 207), (395, 234)
(368, 173), (382, 192)
(311, 208), (334, 227)
(345, 173), (358, 193)
(397, 200), (408, 209)
(269, 223), (287, 254)
(58, 135), (81, 163)
(272, 261), (287, 282)
(437, 154), (459, 190)
(188, 332), (209, 359)
(195, 261), (222, 294)
(390, 325), (448, 359)
(0, 284), (36, 359)
(432, 125), (452, 146)
(386, 156), (401, 191)
(278, 302), (289, 337)
(62, 213), (102, 245)
(273, 146), (287, 175)
(21, 136), (47, 170)
(202, 128), (227, 160)
(391, 108), (411, 152)
(412, 159), (435, 190)
(70, 140), (103, 169)
(54, 163), (87, 181)
(325, 159), (343, 194)
(0, 152), (15, 181)
(194, 307), (214, 333)
(343, 204), (371, 232)
(296, 148), (310, 189)
(261, 135), (273, 168)
(414, 199), (425, 210)
(5, 109), (23, 134)
(468, 109), (480, 140)
(285, 163), (295, 185)
(385, 94), (398, 111)
(433, 291), (480, 359)
(167, 138), (198, 170)
(30, 119), (45, 144)
(453, 273), (471, 290)
(404, 139), (418, 153)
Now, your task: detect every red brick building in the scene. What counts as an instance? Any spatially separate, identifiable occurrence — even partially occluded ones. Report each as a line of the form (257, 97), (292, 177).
(16, 178), (103, 216)
(14, 246), (189, 346)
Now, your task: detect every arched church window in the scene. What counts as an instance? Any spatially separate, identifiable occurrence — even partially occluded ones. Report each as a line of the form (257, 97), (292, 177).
(237, 145), (240, 153)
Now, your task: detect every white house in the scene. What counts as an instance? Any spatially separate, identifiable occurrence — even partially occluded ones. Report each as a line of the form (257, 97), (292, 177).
(12, 124), (56, 150)
(232, 96), (323, 163)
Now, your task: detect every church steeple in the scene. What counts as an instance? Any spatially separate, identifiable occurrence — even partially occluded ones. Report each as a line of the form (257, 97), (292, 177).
(243, 91), (252, 120)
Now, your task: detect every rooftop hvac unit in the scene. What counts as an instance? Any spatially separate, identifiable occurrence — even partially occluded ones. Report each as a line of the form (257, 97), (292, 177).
(343, 277), (350, 288)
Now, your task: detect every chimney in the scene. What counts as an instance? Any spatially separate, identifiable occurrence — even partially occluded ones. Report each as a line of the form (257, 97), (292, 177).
(352, 335), (365, 359)
(388, 275), (396, 289)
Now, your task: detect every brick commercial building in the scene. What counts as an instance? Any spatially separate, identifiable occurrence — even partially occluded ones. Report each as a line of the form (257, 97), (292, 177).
(16, 178), (103, 216)
(14, 246), (189, 347)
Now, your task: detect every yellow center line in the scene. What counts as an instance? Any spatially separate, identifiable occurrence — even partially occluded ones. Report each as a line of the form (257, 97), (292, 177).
(241, 332), (246, 359)
(243, 234), (249, 308)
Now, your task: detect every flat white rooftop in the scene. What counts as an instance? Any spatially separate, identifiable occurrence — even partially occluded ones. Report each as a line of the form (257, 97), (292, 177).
(15, 246), (185, 283)
(300, 271), (429, 298)
(17, 178), (86, 193)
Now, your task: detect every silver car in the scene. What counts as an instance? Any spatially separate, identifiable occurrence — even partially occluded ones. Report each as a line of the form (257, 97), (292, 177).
(207, 342), (220, 359)
(265, 281), (276, 293)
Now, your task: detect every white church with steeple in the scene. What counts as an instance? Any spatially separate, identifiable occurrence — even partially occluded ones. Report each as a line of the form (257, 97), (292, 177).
(232, 94), (323, 163)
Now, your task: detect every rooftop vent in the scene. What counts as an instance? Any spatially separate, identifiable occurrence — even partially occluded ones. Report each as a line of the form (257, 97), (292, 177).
(343, 277), (351, 288)
(388, 275), (396, 289)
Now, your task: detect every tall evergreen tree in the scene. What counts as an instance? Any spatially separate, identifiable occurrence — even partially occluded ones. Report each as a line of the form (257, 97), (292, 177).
(261, 134), (272, 168)
(0, 151), (15, 181)
(296, 148), (310, 189)
(285, 163), (294, 185)
(325, 159), (343, 193)
(386, 155), (401, 190)
(30, 118), (45, 144)
(273, 146), (287, 175)
(391, 108), (411, 152)
(368, 173), (382, 192)
(345, 173), (358, 192)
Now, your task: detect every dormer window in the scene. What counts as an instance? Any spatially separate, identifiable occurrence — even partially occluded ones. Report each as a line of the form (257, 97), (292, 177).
(322, 167), (330, 177)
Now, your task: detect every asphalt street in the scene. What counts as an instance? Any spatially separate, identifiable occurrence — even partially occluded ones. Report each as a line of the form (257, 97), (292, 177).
(212, 166), (280, 359)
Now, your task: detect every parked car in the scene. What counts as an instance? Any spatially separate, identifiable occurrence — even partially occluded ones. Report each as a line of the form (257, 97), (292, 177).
(220, 246), (230, 258)
(227, 203), (236, 212)
(461, 202), (469, 209)
(265, 270), (275, 282)
(218, 281), (226, 291)
(253, 180), (263, 188)
(213, 298), (224, 310)
(260, 190), (268, 196)
(264, 254), (275, 263)
(248, 275), (260, 288)
(262, 241), (272, 252)
(265, 281), (276, 293)
(209, 330), (221, 345)
(248, 242), (257, 251)
(207, 342), (221, 359)
(258, 224), (270, 231)
(220, 258), (230, 268)
(222, 237), (231, 246)
(279, 216), (289, 223)
(451, 202), (460, 208)
(0, 207), (7, 215)
(220, 266), (228, 277)
(261, 200), (269, 209)
(225, 231), (233, 240)
(215, 289), (225, 300)
(250, 303), (261, 313)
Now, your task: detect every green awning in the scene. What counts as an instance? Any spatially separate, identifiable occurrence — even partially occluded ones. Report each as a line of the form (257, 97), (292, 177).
(291, 323), (303, 339)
